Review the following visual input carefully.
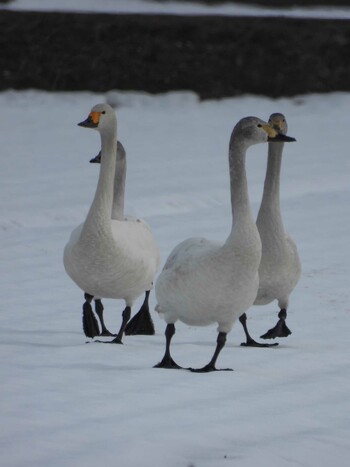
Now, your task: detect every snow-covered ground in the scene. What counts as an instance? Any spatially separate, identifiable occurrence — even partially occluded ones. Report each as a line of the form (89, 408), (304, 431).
(1, 88), (349, 467)
(2, 0), (350, 18)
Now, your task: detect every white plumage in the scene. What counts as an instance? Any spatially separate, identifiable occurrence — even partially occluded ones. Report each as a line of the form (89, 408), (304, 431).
(87, 142), (157, 337)
(63, 103), (160, 343)
(240, 113), (300, 346)
(154, 116), (294, 372)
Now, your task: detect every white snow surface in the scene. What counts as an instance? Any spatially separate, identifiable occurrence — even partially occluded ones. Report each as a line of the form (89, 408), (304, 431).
(2, 0), (350, 18)
(1, 89), (350, 467)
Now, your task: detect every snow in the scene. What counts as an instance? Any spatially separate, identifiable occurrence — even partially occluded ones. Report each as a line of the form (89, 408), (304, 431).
(2, 0), (350, 19)
(1, 88), (349, 466)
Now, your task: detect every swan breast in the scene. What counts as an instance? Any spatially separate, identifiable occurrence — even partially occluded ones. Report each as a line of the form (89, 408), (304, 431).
(64, 218), (159, 303)
(155, 237), (259, 332)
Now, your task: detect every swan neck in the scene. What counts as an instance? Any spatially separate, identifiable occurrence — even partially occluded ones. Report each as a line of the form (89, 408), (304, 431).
(260, 142), (283, 209)
(111, 152), (126, 220)
(228, 140), (254, 232)
(84, 129), (117, 230)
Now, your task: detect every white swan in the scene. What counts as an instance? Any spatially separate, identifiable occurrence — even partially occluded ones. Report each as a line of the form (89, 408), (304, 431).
(63, 103), (160, 343)
(239, 113), (301, 347)
(88, 142), (156, 337)
(154, 116), (295, 372)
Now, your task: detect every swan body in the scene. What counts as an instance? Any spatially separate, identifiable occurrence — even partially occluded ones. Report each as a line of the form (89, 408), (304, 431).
(157, 237), (260, 332)
(88, 142), (156, 336)
(65, 217), (158, 301)
(63, 103), (160, 342)
(154, 116), (295, 372)
(255, 235), (300, 309)
(239, 113), (300, 346)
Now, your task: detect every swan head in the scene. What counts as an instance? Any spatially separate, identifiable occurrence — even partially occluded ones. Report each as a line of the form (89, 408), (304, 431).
(268, 113), (288, 136)
(78, 103), (117, 134)
(89, 141), (125, 164)
(231, 116), (295, 149)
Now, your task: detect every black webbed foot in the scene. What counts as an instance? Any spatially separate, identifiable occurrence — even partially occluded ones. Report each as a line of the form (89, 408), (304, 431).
(82, 295), (100, 338)
(260, 317), (292, 340)
(95, 306), (131, 344)
(240, 336), (279, 348)
(239, 313), (278, 348)
(99, 330), (117, 337)
(125, 310), (155, 335)
(153, 356), (182, 369)
(93, 299), (117, 337)
(189, 364), (233, 373)
(125, 292), (155, 336)
(260, 322), (291, 339)
(94, 336), (123, 344)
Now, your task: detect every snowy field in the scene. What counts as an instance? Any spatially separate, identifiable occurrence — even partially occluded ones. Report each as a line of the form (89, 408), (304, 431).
(2, 0), (350, 18)
(1, 88), (349, 467)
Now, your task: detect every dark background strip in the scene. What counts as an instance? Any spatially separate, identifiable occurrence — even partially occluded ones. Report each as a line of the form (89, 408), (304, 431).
(1, 10), (350, 98)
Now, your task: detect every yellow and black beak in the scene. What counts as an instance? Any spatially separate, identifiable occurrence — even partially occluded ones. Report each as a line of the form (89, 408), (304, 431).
(261, 123), (296, 143)
(78, 111), (101, 128)
(268, 133), (296, 143)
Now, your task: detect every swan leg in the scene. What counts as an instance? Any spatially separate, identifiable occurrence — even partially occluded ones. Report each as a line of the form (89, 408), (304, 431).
(154, 323), (182, 369)
(260, 308), (292, 340)
(190, 332), (233, 372)
(125, 291), (155, 336)
(82, 293), (100, 338)
(107, 306), (132, 344)
(94, 299), (117, 337)
(239, 313), (278, 348)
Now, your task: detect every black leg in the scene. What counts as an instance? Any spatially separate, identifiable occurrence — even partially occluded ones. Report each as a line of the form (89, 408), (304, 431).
(240, 313), (278, 347)
(94, 299), (116, 337)
(260, 308), (292, 340)
(125, 291), (155, 336)
(107, 306), (132, 344)
(82, 293), (100, 338)
(190, 332), (233, 372)
(154, 323), (182, 369)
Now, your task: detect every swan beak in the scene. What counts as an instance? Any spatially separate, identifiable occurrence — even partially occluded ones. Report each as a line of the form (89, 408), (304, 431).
(89, 152), (101, 164)
(262, 124), (296, 142)
(78, 111), (101, 128)
(268, 133), (296, 142)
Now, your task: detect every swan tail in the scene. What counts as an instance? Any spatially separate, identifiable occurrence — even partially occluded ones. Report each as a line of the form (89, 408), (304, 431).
(155, 304), (166, 320)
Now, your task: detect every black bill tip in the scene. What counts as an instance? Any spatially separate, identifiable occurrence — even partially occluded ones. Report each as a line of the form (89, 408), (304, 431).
(78, 116), (98, 128)
(89, 152), (101, 164)
(268, 133), (296, 143)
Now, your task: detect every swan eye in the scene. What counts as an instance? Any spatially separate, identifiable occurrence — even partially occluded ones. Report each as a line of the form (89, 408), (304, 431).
(257, 124), (262, 128)
(102, 111), (106, 115)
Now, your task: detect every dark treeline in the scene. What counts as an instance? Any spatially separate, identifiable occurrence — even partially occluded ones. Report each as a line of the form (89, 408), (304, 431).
(1, 10), (350, 99)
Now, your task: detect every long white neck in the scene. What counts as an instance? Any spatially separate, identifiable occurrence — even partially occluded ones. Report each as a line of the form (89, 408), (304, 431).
(82, 127), (117, 235)
(111, 145), (126, 221)
(227, 137), (255, 237)
(256, 141), (284, 231)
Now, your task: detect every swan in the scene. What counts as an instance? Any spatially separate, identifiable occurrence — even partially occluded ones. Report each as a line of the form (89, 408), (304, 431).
(63, 103), (160, 343)
(88, 142), (156, 337)
(239, 113), (301, 347)
(154, 116), (295, 372)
